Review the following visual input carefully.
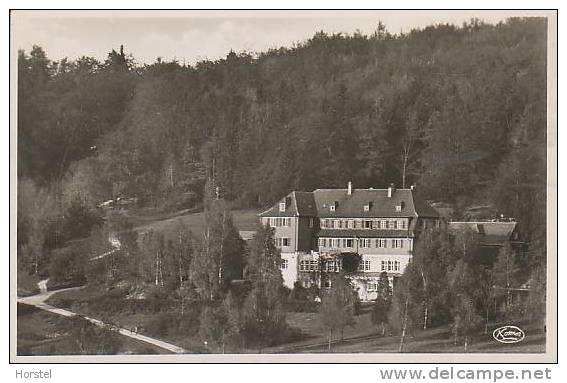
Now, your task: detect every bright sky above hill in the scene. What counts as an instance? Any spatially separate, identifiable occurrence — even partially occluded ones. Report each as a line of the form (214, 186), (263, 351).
(12, 10), (547, 65)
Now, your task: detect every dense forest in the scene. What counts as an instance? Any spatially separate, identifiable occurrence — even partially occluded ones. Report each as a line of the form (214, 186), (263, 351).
(18, 17), (547, 257)
(16, 17), (549, 354)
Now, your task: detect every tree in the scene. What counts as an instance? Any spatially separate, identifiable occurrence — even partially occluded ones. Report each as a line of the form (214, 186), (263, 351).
(388, 267), (418, 352)
(477, 265), (497, 334)
(48, 246), (87, 287)
(319, 272), (358, 350)
(87, 212), (138, 285)
(448, 259), (483, 352)
(412, 227), (454, 329)
(526, 262), (546, 331)
(242, 223), (287, 352)
(61, 194), (103, 241)
(190, 184), (245, 301)
(400, 110), (423, 188)
(371, 272), (392, 335)
(17, 179), (58, 274)
(492, 241), (520, 315)
(199, 294), (240, 353)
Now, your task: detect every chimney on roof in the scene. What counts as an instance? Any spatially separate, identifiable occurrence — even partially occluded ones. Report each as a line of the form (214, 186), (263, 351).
(347, 181), (352, 195)
(387, 183), (395, 198)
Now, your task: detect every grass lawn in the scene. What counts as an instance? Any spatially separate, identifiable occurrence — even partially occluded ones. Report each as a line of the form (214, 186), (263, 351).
(48, 288), (545, 355)
(46, 286), (209, 354)
(268, 309), (546, 354)
(133, 208), (260, 240)
(17, 303), (169, 355)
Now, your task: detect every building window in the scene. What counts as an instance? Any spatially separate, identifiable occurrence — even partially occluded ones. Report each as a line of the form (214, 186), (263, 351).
(364, 205), (370, 212)
(330, 205), (335, 212)
(325, 260), (339, 272)
(299, 260), (317, 272)
(399, 220), (406, 229)
(363, 220), (372, 229)
(367, 281), (378, 291)
(309, 260), (318, 271)
(272, 217), (291, 227)
(381, 220), (387, 229)
(346, 239), (353, 248)
(275, 237), (290, 247)
(279, 202), (286, 212)
(281, 259), (288, 270)
(393, 220), (398, 229)
(392, 239), (404, 249)
(358, 260), (371, 271)
(395, 205), (402, 212)
(375, 239), (387, 248)
(359, 238), (371, 248)
(379, 260), (401, 273)
(309, 217), (314, 228)
(347, 220), (354, 229)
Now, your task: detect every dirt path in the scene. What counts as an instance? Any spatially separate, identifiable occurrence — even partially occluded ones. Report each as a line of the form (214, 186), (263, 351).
(18, 283), (186, 354)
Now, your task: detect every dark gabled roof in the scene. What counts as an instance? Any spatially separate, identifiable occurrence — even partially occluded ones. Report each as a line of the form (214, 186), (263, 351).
(294, 191), (318, 216)
(313, 188), (439, 218)
(259, 187), (440, 219)
(317, 229), (413, 238)
(448, 221), (518, 246)
(259, 191), (317, 217)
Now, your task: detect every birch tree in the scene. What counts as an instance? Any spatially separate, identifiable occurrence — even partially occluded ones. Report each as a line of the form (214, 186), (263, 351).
(319, 272), (358, 350)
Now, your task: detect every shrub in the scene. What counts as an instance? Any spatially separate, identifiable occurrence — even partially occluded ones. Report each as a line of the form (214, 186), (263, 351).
(47, 247), (86, 288)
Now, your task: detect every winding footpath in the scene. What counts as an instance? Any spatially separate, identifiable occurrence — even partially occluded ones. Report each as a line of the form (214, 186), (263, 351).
(17, 280), (186, 354)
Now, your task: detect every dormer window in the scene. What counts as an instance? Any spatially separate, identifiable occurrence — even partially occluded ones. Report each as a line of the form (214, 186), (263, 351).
(279, 202), (286, 212)
(395, 201), (405, 212)
(330, 201), (339, 212)
(364, 201), (373, 212)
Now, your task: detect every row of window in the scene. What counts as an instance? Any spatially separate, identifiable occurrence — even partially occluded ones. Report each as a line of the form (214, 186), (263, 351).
(266, 217), (414, 230)
(299, 260), (319, 272)
(296, 259), (401, 273)
(357, 260), (401, 274)
(321, 218), (407, 230)
(266, 217), (292, 227)
(319, 237), (406, 249)
(381, 260), (401, 272)
(266, 217), (315, 228)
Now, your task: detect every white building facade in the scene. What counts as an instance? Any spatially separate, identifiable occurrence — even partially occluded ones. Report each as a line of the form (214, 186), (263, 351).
(259, 183), (440, 301)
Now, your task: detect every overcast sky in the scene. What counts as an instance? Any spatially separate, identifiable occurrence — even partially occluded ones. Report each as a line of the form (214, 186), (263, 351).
(12, 10), (547, 65)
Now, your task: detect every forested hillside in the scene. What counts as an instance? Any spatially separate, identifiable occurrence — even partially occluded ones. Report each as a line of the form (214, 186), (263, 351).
(18, 18), (547, 247)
